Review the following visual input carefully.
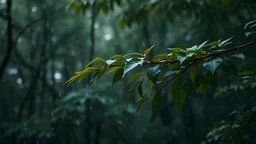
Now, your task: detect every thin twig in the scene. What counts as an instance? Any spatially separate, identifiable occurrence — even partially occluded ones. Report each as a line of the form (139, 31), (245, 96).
(148, 60), (199, 97)
(14, 18), (43, 46)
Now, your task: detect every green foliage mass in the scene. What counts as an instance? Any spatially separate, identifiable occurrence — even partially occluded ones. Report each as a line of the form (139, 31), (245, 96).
(1, 0), (256, 144)
(67, 35), (254, 112)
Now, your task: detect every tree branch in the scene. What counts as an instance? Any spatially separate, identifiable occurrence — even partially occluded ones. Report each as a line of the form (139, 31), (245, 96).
(148, 60), (199, 97)
(14, 18), (43, 46)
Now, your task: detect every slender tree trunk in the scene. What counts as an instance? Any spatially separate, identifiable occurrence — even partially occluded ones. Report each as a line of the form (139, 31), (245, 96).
(85, 1), (97, 144)
(111, 23), (129, 101)
(94, 122), (101, 144)
(87, 0), (97, 84)
(0, 0), (13, 80)
(142, 19), (173, 144)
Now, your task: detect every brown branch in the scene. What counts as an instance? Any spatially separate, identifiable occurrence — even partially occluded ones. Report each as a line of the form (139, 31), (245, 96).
(209, 40), (256, 56)
(147, 60), (199, 98)
(145, 40), (256, 97)
(109, 39), (256, 68)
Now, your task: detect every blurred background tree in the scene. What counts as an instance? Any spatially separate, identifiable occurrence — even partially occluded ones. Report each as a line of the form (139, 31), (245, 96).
(0, 0), (256, 144)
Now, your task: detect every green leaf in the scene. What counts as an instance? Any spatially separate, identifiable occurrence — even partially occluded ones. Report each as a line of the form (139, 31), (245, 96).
(245, 32), (251, 37)
(244, 20), (256, 30)
(178, 53), (195, 64)
(127, 72), (145, 85)
(194, 74), (204, 88)
(168, 52), (177, 60)
(168, 48), (186, 53)
(220, 37), (233, 47)
(171, 78), (187, 111)
(152, 53), (168, 61)
(206, 40), (220, 47)
(152, 92), (168, 114)
(106, 59), (116, 65)
(163, 70), (180, 77)
(147, 64), (161, 84)
(127, 81), (141, 106)
(203, 57), (223, 74)
(136, 98), (145, 112)
(66, 67), (98, 85)
(124, 52), (144, 58)
(190, 65), (198, 83)
(75, 4), (82, 16)
(186, 45), (198, 51)
(183, 78), (196, 96)
(144, 45), (154, 55)
(198, 81), (208, 96)
(250, 23), (256, 29)
(205, 72), (218, 88)
(232, 53), (245, 60)
(199, 40), (208, 47)
(112, 68), (124, 85)
(81, 3), (90, 14)
(171, 63), (181, 70)
(123, 59), (144, 77)
(92, 68), (107, 83)
(85, 57), (106, 68)
(214, 90), (225, 98)
(138, 80), (144, 98)
(111, 55), (126, 60)
(107, 66), (122, 74)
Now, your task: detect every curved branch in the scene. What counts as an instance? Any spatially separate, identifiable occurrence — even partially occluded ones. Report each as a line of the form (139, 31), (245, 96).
(14, 18), (43, 46)
(148, 60), (199, 97)
(110, 40), (256, 68)
(146, 39), (256, 97)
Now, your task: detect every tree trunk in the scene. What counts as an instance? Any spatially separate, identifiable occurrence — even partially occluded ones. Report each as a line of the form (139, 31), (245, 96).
(0, 0), (13, 80)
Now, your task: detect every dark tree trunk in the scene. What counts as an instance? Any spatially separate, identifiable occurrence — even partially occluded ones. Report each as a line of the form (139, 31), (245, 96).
(142, 19), (173, 144)
(87, 0), (97, 84)
(94, 123), (102, 144)
(0, 0), (13, 80)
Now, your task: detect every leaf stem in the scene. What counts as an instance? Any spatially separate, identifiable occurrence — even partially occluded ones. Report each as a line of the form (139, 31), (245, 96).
(147, 60), (199, 98)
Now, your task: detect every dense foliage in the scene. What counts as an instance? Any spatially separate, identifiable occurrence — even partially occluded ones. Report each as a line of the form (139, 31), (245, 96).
(0, 0), (256, 144)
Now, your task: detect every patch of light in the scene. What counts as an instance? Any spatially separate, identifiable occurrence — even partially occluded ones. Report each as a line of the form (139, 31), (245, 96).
(0, 0), (6, 4)
(104, 34), (112, 41)
(16, 78), (22, 84)
(32, 6), (37, 12)
(8, 68), (18, 75)
(54, 71), (62, 81)
(94, 23), (100, 29)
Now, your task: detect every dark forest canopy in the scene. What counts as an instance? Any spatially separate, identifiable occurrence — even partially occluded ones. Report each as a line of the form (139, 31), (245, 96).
(0, 0), (256, 144)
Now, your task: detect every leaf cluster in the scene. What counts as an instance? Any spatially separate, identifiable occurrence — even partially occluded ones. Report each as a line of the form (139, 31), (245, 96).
(66, 37), (250, 113)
